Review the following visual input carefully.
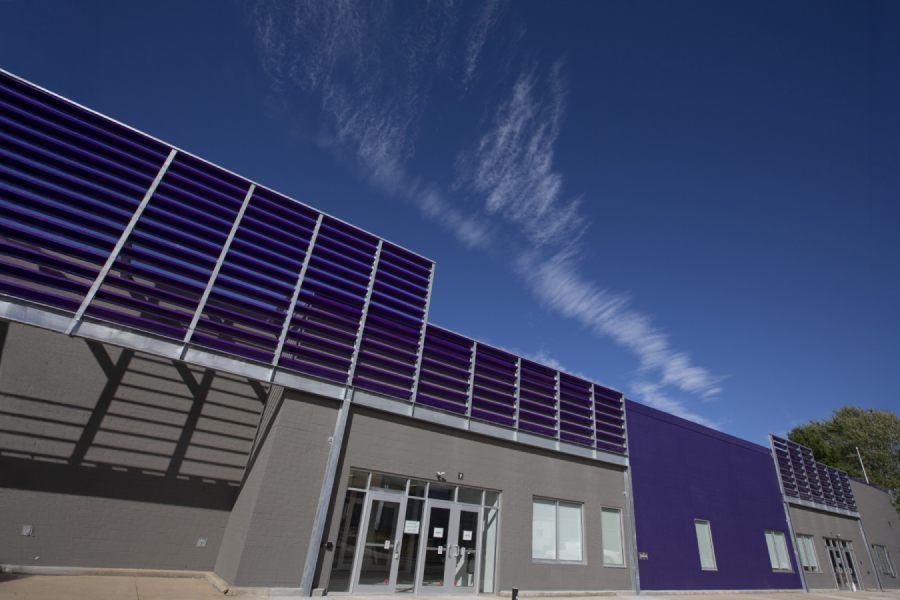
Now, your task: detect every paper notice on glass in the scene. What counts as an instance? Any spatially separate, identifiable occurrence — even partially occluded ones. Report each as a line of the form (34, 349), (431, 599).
(404, 520), (420, 534)
(384, 540), (390, 550)
(433, 527), (444, 538)
(462, 530), (473, 541)
(437, 546), (443, 555)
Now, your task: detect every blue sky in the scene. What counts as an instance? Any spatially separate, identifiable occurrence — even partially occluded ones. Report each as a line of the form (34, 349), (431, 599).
(1, 1), (897, 444)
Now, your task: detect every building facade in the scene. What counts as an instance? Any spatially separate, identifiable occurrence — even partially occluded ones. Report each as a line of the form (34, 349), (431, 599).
(628, 402), (803, 591)
(0, 70), (897, 595)
(850, 479), (900, 589)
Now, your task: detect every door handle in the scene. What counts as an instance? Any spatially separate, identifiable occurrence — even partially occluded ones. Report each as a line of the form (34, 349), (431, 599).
(455, 544), (460, 557)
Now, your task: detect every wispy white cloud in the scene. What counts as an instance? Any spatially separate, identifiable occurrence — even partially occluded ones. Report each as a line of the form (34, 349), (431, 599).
(631, 381), (721, 429)
(457, 61), (586, 250)
(246, 0), (726, 426)
(453, 59), (726, 420)
(464, 0), (503, 88)
(416, 188), (493, 250)
(515, 250), (725, 424)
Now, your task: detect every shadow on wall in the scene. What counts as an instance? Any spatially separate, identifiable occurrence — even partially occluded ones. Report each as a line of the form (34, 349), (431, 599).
(0, 321), (269, 511)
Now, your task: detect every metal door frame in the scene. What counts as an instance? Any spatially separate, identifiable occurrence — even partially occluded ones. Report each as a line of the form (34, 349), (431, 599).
(840, 540), (864, 590)
(350, 491), (409, 594)
(415, 499), (483, 596)
(825, 538), (863, 591)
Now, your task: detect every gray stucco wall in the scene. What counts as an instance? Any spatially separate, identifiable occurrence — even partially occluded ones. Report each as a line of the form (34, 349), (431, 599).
(214, 389), (338, 588)
(788, 504), (879, 591)
(317, 405), (632, 593)
(851, 479), (900, 589)
(0, 321), (265, 571)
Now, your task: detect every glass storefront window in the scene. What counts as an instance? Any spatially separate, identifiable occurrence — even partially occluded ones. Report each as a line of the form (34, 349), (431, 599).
(347, 470), (369, 489)
(396, 499), (424, 593)
(369, 473), (408, 493)
(480, 508), (499, 593)
(328, 490), (366, 592)
(457, 487), (483, 505)
(330, 469), (501, 595)
(408, 479), (428, 498)
(428, 482), (455, 500)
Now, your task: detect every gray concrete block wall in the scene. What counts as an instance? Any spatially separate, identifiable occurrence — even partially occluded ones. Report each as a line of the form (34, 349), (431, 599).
(214, 389), (338, 588)
(851, 479), (900, 589)
(0, 489), (228, 570)
(318, 406), (632, 593)
(789, 504), (879, 591)
(0, 321), (265, 571)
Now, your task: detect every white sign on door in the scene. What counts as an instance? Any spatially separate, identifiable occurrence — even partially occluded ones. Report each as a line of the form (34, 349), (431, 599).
(462, 530), (473, 541)
(404, 520), (420, 534)
(383, 540), (391, 550)
(437, 546), (443, 555)
(433, 527), (444, 539)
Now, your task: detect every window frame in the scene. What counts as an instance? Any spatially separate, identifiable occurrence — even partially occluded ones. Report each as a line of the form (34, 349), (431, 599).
(795, 533), (821, 573)
(873, 545), (897, 578)
(600, 506), (627, 568)
(694, 519), (718, 571)
(531, 496), (586, 565)
(764, 529), (793, 572)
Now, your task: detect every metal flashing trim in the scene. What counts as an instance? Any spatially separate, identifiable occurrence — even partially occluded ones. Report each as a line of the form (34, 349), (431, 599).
(0, 298), (72, 333)
(785, 496), (859, 518)
(272, 370), (345, 401)
(352, 388), (414, 417)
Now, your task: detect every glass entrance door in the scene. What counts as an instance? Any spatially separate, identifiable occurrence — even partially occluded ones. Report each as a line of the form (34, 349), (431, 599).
(354, 493), (407, 594)
(418, 501), (481, 595)
(825, 538), (863, 591)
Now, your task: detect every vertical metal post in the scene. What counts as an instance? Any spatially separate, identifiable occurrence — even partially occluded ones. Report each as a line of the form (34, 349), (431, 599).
(346, 240), (383, 384)
(513, 357), (522, 439)
(66, 148), (178, 335)
(769, 434), (809, 592)
(271, 214), (324, 374)
(856, 447), (870, 483)
(621, 401), (641, 594)
(857, 518), (883, 590)
(408, 264), (436, 403)
(590, 384), (598, 448)
(554, 371), (561, 440)
(299, 387), (353, 597)
(180, 184), (256, 353)
(465, 341), (478, 418)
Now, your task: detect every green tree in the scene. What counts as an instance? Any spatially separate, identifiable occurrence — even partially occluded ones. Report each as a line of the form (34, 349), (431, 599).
(788, 406), (900, 514)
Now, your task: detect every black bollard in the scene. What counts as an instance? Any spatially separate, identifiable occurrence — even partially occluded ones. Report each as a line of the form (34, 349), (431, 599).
(512, 588), (519, 600)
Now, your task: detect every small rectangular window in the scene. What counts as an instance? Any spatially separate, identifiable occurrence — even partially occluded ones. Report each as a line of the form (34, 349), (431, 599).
(873, 545), (897, 578)
(764, 530), (792, 571)
(601, 508), (625, 566)
(532, 498), (584, 563)
(796, 534), (820, 572)
(694, 519), (717, 570)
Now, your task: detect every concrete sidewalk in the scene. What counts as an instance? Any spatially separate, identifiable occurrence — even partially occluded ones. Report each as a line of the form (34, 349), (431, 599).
(1, 576), (899, 600)
(0, 575), (270, 600)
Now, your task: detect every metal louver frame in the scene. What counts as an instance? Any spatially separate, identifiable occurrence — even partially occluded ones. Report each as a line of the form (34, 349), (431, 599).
(770, 435), (858, 516)
(0, 69), (629, 464)
(414, 323), (628, 455)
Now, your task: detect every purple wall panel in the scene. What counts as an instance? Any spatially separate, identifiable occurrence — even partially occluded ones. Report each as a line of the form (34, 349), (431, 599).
(626, 400), (802, 591)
